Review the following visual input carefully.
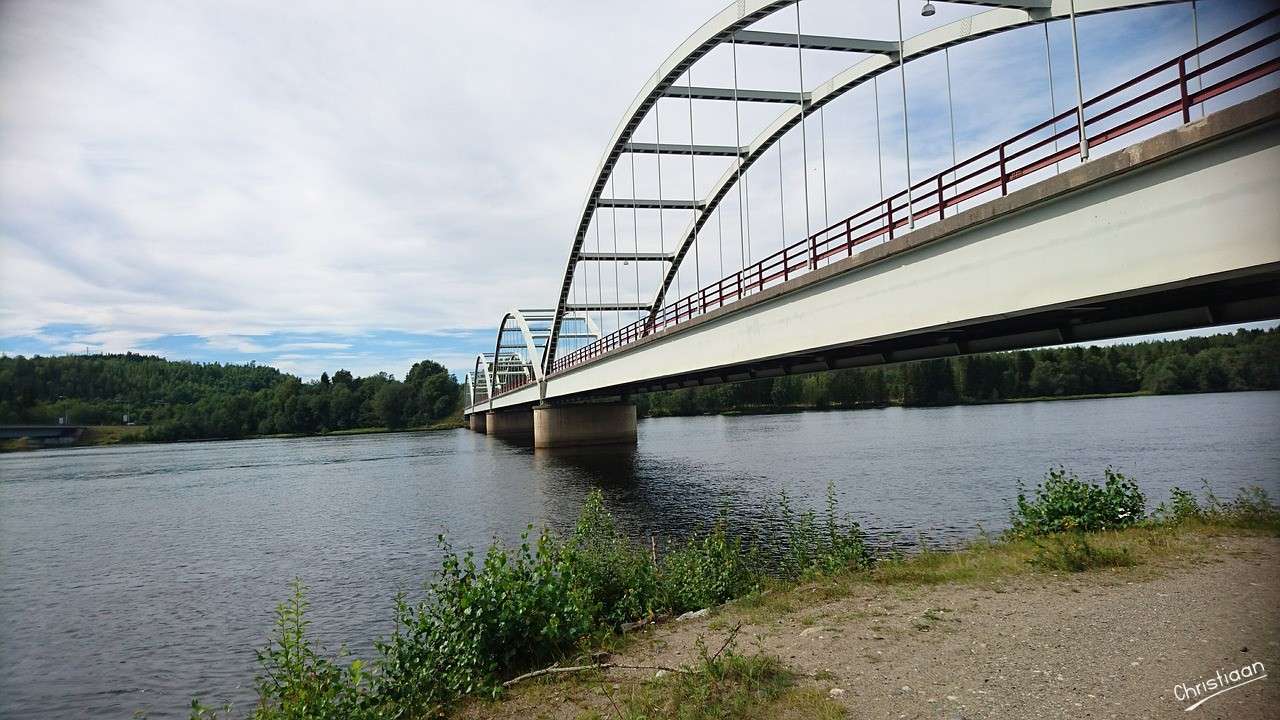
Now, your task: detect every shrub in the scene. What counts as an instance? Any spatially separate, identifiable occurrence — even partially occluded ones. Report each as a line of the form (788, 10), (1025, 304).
(776, 484), (873, 579)
(1157, 482), (1279, 531)
(563, 491), (660, 626)
(1010, 466), (1146, 535)
(250, 579), (371, 720)
(658, 513), (760, 611)
(1157, 485), (1205, 523)
(374, 529), (590, 713)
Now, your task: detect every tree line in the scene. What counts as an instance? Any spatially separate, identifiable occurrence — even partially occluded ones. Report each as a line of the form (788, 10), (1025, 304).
(0, 353), (461, 441)
(636, 328), (1280, 416)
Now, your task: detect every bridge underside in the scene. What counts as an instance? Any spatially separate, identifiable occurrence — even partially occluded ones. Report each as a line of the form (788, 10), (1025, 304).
(471, 93), (1280, 413)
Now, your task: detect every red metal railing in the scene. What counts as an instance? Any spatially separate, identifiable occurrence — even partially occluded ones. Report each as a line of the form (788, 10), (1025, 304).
(536, 12), (1279, 382)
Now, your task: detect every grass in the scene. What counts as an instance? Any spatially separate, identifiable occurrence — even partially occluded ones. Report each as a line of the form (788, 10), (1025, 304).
(575, 651), (844, 720)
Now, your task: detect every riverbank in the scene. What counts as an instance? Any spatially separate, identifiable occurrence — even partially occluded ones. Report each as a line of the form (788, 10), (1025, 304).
(198, 470), (1278, 720)
(460, 526), (1278, 719)
(0, 416), (466, 453)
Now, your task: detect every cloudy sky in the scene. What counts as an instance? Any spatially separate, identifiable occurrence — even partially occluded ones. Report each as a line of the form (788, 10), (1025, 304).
(1, 0), (1273, 379)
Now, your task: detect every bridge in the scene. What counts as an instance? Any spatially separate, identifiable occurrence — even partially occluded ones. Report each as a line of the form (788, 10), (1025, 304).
(463, 1), (1280, 447)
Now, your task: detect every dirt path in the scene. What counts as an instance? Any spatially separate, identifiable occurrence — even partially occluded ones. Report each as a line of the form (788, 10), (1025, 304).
(476, 536), (1279, 719)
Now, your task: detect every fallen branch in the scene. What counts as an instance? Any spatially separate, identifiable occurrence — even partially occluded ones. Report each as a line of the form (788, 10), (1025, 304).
(710, 621), (743, 663)
(503, 662), (689, 688)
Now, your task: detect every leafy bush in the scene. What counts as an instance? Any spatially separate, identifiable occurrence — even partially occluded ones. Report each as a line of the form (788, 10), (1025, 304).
(1010, 466), (1146, 535)
(658, 513), (760, 611)
(563, 492), (660, 626)
(777, 484), (873, 578)
(374, 529), (590, 714)
(242, 580), (371, 720)
(1158, 485), (1205, 523)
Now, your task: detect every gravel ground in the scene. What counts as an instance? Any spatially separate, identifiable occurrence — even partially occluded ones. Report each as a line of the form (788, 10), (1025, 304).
(467, 535), (1279, 719)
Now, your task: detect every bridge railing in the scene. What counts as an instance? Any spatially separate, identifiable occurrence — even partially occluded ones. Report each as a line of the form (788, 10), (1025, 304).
(542, 11), (1279, 380)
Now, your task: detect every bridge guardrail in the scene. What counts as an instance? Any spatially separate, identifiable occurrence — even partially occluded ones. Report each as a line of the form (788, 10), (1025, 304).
(538, 11), (1279, 381)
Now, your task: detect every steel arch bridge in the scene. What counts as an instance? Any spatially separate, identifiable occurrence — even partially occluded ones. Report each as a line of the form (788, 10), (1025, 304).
(464, 0), (1280, 421)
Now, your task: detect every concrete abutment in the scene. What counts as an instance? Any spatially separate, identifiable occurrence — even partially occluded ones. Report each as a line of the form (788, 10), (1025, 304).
(467, 412), (486, 433)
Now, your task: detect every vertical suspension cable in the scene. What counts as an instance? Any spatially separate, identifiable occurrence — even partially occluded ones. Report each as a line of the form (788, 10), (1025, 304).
(794, 1), (812, 244)
(819, 107), (829, 228)
(1044, 22), (1061, 174)
(686, 69), (701, 302)
(895, 0), (914, 229)
(593, 208), (603, 336)
(655, 102), (673, 302)
(610, 174), (621, 331)
(777, 137), (786, 252)
(1191, 0), (1203, 118)
(874, 76), (884, 201)
(1068, 0), (1088, 161)
(630, 153), (642, 315)
(731, 37), (750, 268)
(944, 47), (957, 180)
(716, 205), (724, 279)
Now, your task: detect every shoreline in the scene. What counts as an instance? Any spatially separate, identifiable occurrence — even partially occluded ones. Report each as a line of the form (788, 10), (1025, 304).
(0, 417), (466, 454)
(5, 388), (1270, 453)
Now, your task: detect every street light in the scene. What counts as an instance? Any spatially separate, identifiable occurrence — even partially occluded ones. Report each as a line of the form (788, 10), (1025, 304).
(921, 2), (936, 17)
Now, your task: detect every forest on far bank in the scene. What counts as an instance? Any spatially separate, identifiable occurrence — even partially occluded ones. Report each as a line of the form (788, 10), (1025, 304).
(635, 327), (1280, 417)
(2, 328), (1276, 443)
(0, 354), (460, 441)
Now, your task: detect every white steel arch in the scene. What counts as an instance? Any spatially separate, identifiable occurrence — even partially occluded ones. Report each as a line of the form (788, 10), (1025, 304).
(470, 353), (494, 408)
(544, 0), (1189, 372)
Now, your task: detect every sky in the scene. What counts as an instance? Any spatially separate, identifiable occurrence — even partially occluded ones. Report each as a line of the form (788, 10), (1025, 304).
(1, 0), (1275, 380)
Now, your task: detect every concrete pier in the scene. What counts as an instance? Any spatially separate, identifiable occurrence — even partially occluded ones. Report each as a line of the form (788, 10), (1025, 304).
(468, 412), (487, 433)
(485, 409), (533, 439)
(533, 403), (636, 448)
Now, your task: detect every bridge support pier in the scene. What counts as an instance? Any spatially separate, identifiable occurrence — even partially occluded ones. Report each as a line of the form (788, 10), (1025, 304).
(533, 403), (636, 448)
(486, 409), (534, 439)
(468, 412), (487, 433)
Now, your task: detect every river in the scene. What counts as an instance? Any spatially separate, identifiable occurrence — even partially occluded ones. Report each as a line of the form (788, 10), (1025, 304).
(1, 391), (1277, 718)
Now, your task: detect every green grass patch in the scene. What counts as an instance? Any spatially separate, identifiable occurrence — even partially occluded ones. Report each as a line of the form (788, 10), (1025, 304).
(581, 650), (844, 720)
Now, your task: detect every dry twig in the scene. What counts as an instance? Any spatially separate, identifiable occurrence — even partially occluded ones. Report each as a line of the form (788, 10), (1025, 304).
(502, 662), (688, 688)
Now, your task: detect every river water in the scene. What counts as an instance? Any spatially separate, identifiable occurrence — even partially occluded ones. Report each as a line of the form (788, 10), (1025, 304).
(1, 391), (1277, 718)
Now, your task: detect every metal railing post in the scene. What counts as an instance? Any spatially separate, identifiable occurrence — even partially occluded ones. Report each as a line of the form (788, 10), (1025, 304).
(998, 144), (1008, 196)
(1178, 58), (1192, 123)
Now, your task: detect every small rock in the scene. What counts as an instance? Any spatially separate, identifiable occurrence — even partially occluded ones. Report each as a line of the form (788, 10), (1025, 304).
(654, 669), (669, 679)
(620, 620), (646, 633)
(829, 688), (846, 699)
(800, 627), (821, 637)
(676, 608), (709, 622)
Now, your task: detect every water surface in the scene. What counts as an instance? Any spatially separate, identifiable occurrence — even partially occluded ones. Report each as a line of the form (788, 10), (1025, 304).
(1, 391), (1277, 718)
